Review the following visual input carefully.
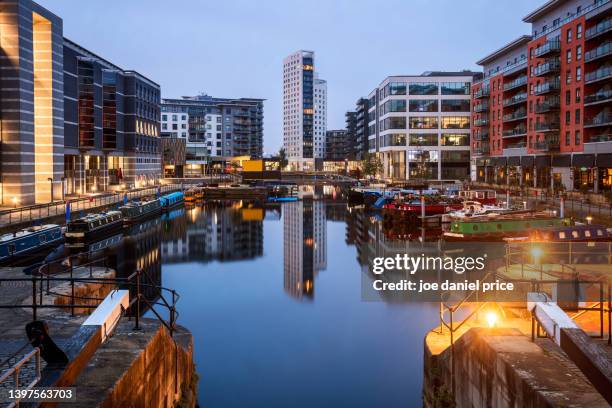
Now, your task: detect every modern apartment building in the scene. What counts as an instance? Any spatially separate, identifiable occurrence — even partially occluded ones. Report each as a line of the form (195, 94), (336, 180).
(282, 50), (327, 170)
(344, 97), (370, 161)
(367, 72), (478, 181)
(161, 95), (264, 177)
(325, 130), (348, 161)
(0, 0), (161, 205)
(472, 0), (612, 193)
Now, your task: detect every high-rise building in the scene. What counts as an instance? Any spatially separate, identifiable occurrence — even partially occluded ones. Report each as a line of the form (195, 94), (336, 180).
(0, 0), (161, 205)
(367, 72), (479, 180)
(472, 0), (612, 193)
(345, 97), (370, 161)
(283, 50), (327, 170)
(161, 95), (264, 177)
(325, 130), (348, 161)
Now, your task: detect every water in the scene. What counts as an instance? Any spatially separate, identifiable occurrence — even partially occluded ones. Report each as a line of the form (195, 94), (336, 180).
(158, 200), (438, 407)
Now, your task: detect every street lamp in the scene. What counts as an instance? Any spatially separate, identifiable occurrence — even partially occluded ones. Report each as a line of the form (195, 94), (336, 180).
(47, 177), (53, 202)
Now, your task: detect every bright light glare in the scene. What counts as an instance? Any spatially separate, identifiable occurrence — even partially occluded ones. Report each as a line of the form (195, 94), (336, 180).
(486, 311), (498, 328)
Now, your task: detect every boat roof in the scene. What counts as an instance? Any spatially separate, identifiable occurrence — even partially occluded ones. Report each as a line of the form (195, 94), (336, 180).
(73, 211), (122, 222)
(0, 224), (60, 242)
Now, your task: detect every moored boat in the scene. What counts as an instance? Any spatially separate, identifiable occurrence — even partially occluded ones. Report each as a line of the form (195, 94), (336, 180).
(160, 191), (184, 211)
(0, 224), (63, 263)
(184, 188), (198, 203)
(441, 201), (513, 222)
(458, 189), (497, 205)
(119, 198), (162, 224)
(65, 211), (123, 246)
(384, 196), (464, 216)
(505, 224), (612, 243)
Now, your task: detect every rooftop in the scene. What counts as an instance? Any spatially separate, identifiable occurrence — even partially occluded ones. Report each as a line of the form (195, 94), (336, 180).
(522, 0), (565, 23)
(476, 35), (532, 66)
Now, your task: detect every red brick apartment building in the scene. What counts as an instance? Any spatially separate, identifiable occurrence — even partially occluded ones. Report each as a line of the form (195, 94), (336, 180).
(472, 0), (611, 193)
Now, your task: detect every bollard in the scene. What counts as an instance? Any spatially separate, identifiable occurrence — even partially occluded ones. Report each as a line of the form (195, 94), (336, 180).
(560, 196), (565, 218)
(421, 195), (425, 220)
(506, 190), (510, 209)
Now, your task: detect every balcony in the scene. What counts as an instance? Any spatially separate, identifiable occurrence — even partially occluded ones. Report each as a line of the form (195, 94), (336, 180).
(588, 133), (612, 142)
(584, 112), (612, 127)
(474, 117), (489, 127)
(534, 137), (560, 152)
(586, 18), (612, 40)
(503, 109), (527, 123)
(534, 40), (561, 58)
(503, 127), (527, 138)
(585, 41), (612, 62)
(534, 80), (560, 95)
(474, 129), (489, 141)
(475, 87), (490, 99)
(585, 65), (612, 84)
(584, 89), (612, 105)
(473, 102), (489, 112)
(533, 59), (560, 77)
(535, 96), (560, 113)
(535, 120), (560, 132)
(503, 75), (528, 91)
(473, 143), (490, 156)
(503, 92), (528, 107)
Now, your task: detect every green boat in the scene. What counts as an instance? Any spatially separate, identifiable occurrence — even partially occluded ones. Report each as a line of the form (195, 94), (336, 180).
(444, 213), (572, 241)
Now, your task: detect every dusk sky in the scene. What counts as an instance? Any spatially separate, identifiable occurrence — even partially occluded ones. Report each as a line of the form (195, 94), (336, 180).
(39, 0), (539, 155)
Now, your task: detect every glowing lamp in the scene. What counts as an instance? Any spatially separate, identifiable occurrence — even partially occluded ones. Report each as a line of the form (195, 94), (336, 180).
(486, 311), (498, 328)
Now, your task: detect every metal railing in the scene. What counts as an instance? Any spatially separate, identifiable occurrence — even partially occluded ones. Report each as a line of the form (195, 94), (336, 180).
(0, 347), (41, 407)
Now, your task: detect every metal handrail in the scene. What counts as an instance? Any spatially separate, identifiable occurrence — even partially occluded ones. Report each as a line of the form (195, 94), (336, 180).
(0, 347), (42, 407)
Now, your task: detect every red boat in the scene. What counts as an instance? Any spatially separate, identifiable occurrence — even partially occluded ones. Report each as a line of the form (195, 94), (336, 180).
(383, 199), (463, 215)
(458, 189), (497, 205)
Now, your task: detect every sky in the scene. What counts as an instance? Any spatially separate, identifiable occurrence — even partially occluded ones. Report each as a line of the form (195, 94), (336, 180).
(38, 0), (540, 155)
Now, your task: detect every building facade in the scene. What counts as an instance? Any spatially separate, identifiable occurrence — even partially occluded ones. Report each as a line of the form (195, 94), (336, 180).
(367, 72), (477, 181)
(0, 0), (161, 205)
(325, 130), (347, 161)
(282, 50), (327, 171)
(161, 95), (264, 177)
(472, 0), (612, 193)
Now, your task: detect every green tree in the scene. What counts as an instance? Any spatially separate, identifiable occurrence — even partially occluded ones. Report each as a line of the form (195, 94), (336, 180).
(278, 147), (288, 170)
(361, 152), (383, 178)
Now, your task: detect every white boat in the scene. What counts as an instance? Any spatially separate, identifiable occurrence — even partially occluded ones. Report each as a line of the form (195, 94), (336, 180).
(442, 201), (510, 223)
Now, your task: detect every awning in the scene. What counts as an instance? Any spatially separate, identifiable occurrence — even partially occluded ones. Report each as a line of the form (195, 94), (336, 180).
(507, 156), (520, 166)
(551, 155), (571, 167)
(596, 154), (612, 167)
(535, 155), (551, 168)
(572, 154), (595, 168)
(521, 156), (534, 167)
(490, 157), (507, 166)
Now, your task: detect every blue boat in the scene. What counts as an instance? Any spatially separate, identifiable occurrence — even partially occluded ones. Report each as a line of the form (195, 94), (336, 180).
(160, 191), (185, 211)
(268, 196), (299, 202)
(0, 224), (63, 263)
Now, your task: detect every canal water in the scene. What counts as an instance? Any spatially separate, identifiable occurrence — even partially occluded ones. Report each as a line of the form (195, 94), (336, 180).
(157, 199), (439, 407)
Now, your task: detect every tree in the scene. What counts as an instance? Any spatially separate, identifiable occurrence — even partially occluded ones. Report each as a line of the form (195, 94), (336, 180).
(278, 148), (288, 170)
(361, 152), (383, 178)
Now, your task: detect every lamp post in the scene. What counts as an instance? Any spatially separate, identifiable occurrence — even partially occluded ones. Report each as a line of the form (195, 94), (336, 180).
(47, 177), (53, 202)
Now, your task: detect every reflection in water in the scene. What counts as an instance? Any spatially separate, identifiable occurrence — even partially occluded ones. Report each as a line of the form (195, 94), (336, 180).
(282, 199), (327, 300)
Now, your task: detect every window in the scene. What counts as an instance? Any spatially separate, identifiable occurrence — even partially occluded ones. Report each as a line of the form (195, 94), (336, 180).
(576, 66), (581, 81)
(575, 130), (581, 144)
(440, 82), (470, 95)
(575, 109), (580, 124)
(441, 100), (470, 112)
(409, 116), (438, 129)
(409, 134), (438, 146)
(566, 28), (572, 43)
(565, 110), (571, 125)
(162, 123), (167, 130)
(162, 114), (167, 121)
(409, 82), (438, 95)
(382, 116), (406, 130)
(577, 23), (582, 39)
(441, 116), (470, 129)
(576, 88), (581, 103)
(409, 99), (437, 112)
(565, 131), (570, 145)
(381, 133), (406, 147)
(385, 82), (406, 96)
(383, 99), (407, 113)
(441, 133), (469, 146)
(566, 90), (571, 104)
(566, 70), (572, 84)
(576, 45), (582, 60)
(566, 50), (572, 64)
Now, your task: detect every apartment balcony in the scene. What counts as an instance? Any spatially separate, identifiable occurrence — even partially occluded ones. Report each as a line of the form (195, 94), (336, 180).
(535, 96), (560, 113)
(474, 117), (489, 127)
(535, 120), (560, 132)
(584, 89), (612, 105)
(475, 87), (490, 99)
(586, 18), (612, 40)
(503, 75), (528, 91)
(503, 109), (527, 123)
(534, 40), (561, 58)
(534, 79), (560, 95)
(585, 41), (612, 62)
(474, 129), (489, 141)
(473, 102), (489, 113)
(503, 92), (528, 107)
(502, 127), (527, 138)
(584, 111), (612, 127)
(533, 59), (561, 77)
(473, 143), (490, 156)
(588, 133), (612, 142)
(534, 136), (560, 152)
(585, 65), (612, 83)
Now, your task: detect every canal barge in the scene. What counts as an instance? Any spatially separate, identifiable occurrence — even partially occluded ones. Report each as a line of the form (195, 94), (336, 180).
(457, 189), (498, 205)
(65, 211), (124, 246)
(0, 224), (63, 263)
(383, 197), (464, 216)
(506, 224), (612, 243)
(119, 198), (162, 224)
(443, 213), (572, 241)
(160, 191), (185, 211)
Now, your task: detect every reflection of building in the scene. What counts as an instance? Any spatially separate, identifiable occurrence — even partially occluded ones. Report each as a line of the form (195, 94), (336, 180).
(283, 200), (327, 299)
(161, 204), (263, 263)
(160, 95), (264, 177)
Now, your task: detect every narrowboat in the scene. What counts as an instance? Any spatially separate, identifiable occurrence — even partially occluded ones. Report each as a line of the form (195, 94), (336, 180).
(160, 191), (184, 211)
(443, 213), (572, 241)
(0, 224), (63, 263)
(506, 224), (612, 243)
(119, 198), (162, 224)
(441, 201), (513, 222)
(65, 211), (123, 246)
(458, 189), (497, 205)
(384, 197), (464, 216)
